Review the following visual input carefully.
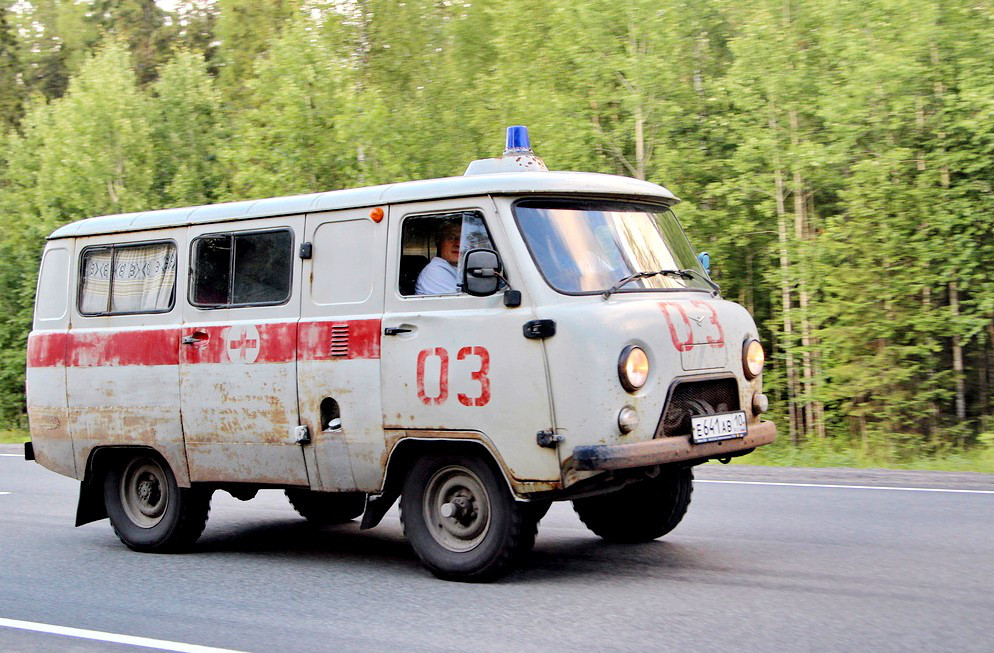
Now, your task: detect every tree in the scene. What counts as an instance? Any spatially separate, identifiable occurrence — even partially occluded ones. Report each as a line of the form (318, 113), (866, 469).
(0, 4), (23, 132)
(151, 49), (224, 205)
(88, 0), (172, 84)
(215, 0), (299, 102)
(221, 12), (354, 198)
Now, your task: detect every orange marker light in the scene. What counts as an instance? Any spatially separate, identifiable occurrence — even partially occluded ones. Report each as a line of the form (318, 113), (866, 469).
(370, 207), (384, 223)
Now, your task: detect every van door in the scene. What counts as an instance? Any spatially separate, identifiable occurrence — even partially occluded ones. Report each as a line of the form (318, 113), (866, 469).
(297, 208), (386, 491)
(180, 216), (308, 486)
(66, 235), (187, 483)
(29, 243), (77, 479)
(380, 199), (559, 485)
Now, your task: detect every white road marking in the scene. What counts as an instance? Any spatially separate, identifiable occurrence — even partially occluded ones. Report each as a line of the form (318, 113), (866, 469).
(697, 479), (994, 495)
(0, 618), (249, 653)
(0, 492), (9, 496)
(0, 453), (23, 457)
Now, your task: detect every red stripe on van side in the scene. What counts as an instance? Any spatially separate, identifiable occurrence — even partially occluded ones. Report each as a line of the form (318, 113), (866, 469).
(256, 322), (298, 363)
(29, 319), (380, 368)
(298, 319), (381, 361)
(69, 329), (179, 367)
(27, 332), (68, 368)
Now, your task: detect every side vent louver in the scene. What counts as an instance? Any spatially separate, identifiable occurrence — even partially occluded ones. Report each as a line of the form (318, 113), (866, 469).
(330, 323), (350, 357)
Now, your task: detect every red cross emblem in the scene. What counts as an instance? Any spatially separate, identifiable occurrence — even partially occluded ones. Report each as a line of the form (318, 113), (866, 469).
(224, 325), (261, 363)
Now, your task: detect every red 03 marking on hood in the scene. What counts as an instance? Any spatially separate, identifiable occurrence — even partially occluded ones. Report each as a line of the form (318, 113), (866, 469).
(658, 301), (725, 352)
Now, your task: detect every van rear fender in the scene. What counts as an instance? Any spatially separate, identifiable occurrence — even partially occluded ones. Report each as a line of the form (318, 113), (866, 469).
(75, 445), (186, 527)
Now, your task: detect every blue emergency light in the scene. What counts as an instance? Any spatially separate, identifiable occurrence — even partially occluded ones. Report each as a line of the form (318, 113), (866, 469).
(464, 125), (547, 174)
(504, 126), (532, 154)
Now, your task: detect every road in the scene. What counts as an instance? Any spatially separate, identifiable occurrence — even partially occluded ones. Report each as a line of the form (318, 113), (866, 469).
(1, 444), (992, 653)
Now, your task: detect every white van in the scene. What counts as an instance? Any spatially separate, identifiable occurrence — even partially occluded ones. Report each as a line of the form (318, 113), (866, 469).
(26, 127), (775, 581)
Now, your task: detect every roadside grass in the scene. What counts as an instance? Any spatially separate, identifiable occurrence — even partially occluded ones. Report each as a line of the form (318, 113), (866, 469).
(0, 429), (29, 444)
(739, 434), (994, 473)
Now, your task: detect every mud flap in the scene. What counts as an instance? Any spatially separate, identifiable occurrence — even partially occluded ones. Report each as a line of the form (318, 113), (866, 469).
(359, 488), (400, 530)
(75, 478), (108, 527)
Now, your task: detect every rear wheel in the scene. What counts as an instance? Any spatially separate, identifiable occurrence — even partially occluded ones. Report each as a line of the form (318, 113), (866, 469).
(103, 453), (212, 552)
(572, 467), (693, 543)
(285, 489), (365, 524)
(400, 454), (537, 582)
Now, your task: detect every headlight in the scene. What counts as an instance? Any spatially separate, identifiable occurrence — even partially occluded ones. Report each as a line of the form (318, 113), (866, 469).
(618, 346), (649, 392)
(743, 339), (765, 379)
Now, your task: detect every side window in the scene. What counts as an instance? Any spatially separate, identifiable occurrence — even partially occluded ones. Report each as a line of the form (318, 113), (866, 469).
(36, 247), (71, 321)
(399, 211), (495, 296)
(190, 229), (292, 308)
(78, 241), (177, 316)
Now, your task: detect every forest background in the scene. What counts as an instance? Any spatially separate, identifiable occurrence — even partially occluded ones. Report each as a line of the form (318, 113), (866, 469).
(0, 0), (992, 469)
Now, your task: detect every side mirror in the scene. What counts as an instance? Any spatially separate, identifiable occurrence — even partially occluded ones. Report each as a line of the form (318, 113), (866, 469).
(463, 248), (502, 297)
(697, 251), (711, 275)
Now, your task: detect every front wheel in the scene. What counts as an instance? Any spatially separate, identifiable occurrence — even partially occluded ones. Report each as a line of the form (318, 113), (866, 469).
(400, 454), (537, 582)
(103, 453), (212, 552)
(572, 467), (693, 543)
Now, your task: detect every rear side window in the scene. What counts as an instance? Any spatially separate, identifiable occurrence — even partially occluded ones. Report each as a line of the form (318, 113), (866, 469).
(37, 247), (71, 321)
(78, 241), (177, 316)
(190, 229), (292, 308)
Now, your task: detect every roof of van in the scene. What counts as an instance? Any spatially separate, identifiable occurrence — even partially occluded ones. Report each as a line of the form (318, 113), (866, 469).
(47, 171), (680, 240)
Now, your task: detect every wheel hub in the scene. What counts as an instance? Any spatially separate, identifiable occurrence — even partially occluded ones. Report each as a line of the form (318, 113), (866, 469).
(135, 475), (162, 516)
(120, 459), (168, 529)
(423, 466), (491, 552)
(440, 496), (475, 523)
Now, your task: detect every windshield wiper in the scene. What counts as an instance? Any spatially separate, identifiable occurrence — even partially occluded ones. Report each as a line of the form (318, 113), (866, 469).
(601, 269), (719, 299)
(679, 268), (721, 294)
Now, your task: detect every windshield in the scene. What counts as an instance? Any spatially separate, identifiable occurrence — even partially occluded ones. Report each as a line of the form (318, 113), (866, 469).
(513, 199), (711, 294)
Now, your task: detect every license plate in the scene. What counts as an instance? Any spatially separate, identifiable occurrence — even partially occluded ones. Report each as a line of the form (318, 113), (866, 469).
(690, 411), (747, 444)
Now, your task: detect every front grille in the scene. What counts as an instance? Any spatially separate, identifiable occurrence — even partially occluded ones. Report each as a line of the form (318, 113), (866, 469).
(656, 378), (740, 437)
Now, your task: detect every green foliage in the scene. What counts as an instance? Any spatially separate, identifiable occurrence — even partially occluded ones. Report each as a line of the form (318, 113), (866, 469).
(221, 11), (355, 197)
(0, 0), (991, 466)
(152, 50), (224, 205)
(215, 0), (298, 102)
(88, 0), (172, 84)
(0, 5), (22, 131)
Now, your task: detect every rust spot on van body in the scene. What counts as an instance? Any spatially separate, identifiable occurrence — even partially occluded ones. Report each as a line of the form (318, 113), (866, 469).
(28, 406), (76, 478)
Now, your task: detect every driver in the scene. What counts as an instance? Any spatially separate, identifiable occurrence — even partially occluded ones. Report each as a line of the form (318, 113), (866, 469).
(415, 220), (462, 295)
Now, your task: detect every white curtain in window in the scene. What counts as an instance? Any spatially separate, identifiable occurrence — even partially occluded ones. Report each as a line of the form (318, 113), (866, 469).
(79, 249), (113, 314)
(110, 243), (176, 313)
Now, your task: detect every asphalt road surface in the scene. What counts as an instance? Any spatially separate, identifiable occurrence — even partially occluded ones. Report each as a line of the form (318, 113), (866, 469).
(2, 444), (992, 653)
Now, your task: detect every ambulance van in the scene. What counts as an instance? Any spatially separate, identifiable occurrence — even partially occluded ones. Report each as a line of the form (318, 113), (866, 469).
(26, 127), (776, 581)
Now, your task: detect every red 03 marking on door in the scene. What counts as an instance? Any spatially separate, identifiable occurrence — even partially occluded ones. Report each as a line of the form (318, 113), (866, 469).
(457, 346), (491, 406)
(416, 346), (491, 407)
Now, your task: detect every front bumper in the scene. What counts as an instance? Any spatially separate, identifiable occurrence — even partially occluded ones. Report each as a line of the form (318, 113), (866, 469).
(571, 420), (777, 471)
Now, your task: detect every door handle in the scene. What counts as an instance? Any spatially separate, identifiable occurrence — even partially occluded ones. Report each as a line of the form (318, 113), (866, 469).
(383, 327), (413, 336)
(182, 331), (209, 345)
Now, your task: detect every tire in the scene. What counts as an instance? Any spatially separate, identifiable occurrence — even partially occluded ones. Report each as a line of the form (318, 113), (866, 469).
(103, 453), (212, 552)
(523, 500), (552, 523)
(285, 489), (365, 524)
(400, 454), (538, 582)
(572, 467), (693, 543)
